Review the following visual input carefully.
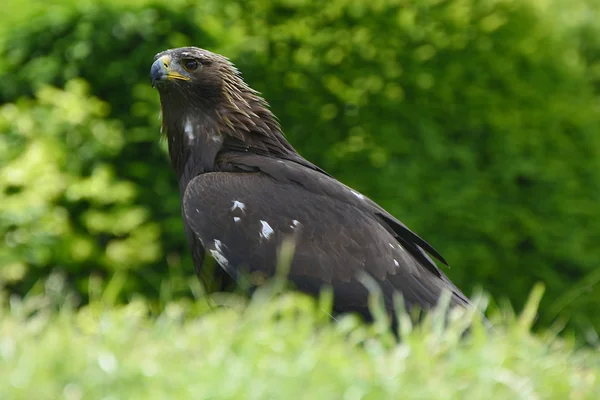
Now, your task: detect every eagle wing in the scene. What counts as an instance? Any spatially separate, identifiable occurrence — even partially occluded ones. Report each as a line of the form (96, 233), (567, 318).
(182, 157), (470, 317)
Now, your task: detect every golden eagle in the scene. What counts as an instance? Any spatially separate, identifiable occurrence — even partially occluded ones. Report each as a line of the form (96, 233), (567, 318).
(151, 47), (472, 320)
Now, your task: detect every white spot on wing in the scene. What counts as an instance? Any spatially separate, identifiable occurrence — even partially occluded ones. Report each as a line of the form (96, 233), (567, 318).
(259, 220), (274, 240)
(233, 217), (241, 222)
(290, 219), (302, 229)
(394, 259), (399, 267)
(210, 240), (228, 267)
(210, 249), (228, 267)
(389, 243), (394, 248)
(231, 200), (246, 212)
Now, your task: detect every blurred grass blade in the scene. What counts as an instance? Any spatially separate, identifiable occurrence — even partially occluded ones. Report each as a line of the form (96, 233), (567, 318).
(518, 283), (545, 331)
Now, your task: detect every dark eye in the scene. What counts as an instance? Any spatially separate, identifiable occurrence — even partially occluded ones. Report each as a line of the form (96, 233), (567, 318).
(182, 58), (199, 72)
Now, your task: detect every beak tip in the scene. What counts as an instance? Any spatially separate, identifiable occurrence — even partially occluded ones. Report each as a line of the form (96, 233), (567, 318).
(150, 58), (168, 87)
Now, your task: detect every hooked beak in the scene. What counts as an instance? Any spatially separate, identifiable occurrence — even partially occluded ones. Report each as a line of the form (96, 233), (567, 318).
(151, 55), (191, 87)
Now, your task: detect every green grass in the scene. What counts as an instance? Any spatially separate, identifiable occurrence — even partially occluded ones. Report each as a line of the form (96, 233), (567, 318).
(0, 281), (598, 400)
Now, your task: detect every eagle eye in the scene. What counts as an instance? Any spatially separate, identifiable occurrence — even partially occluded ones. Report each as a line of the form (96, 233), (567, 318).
(182, 58), (199, 72)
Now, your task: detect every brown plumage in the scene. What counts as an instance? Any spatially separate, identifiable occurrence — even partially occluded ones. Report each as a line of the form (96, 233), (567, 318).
(150, 46), (473, 321)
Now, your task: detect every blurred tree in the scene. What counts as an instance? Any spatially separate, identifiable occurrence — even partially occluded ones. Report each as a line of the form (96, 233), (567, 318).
(0, 80), (161, 295)
(1, 0), (599, 336)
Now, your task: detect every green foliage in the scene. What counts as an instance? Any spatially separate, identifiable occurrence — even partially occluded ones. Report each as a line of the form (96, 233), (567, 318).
(1, 284), (599, 399)
(1, 0), (600, 335)
(0, 0), (216, 301)
(0, 81), (161, 296)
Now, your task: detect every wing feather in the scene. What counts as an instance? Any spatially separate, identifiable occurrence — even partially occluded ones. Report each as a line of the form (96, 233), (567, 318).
(183, 162), (470, 317)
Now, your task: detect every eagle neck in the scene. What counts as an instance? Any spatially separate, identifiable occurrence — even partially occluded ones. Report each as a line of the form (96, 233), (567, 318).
(160, 80), (302, 191)
(162, 108), (224, 191)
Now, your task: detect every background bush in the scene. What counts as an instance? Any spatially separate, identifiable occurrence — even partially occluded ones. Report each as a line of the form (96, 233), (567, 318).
(1, 0), (600, 336)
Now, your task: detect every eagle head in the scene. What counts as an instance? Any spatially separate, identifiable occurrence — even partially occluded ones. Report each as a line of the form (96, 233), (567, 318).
(150, 47), (290, 182)
(150, 47), (241, 108)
